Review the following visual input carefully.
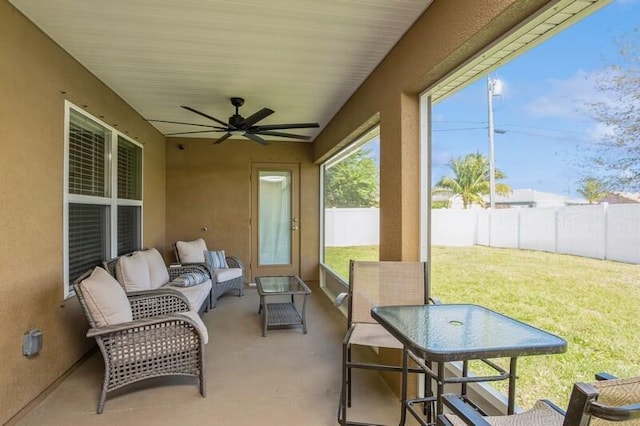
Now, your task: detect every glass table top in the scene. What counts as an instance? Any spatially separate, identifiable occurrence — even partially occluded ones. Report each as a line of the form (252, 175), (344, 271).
(371, 304), (567, 362)
(255, 275), (311, 295)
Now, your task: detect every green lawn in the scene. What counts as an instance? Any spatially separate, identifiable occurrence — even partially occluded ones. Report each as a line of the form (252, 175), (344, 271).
(324, 245), (640, 409)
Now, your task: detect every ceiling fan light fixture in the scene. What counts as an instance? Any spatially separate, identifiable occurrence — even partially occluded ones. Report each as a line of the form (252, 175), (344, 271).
(228, 129), (245, 136)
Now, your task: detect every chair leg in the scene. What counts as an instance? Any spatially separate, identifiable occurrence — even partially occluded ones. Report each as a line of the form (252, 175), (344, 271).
(347, 345), (352, 407)
(97, 378), (108, 414)
(200, 357), (207, 397)
(339, 341), (349, 424)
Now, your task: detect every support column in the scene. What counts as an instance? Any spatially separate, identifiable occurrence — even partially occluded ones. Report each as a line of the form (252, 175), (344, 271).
(379, 92), (421, 262)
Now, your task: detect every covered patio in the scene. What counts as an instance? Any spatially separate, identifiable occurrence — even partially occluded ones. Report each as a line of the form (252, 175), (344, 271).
(0, 0), (608, 424)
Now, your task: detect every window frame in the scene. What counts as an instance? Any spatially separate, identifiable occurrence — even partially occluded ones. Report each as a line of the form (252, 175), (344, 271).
(63, 101), (143, 298)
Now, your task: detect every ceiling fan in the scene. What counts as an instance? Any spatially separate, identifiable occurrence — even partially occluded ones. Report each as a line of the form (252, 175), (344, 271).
(149, 97), (320, 145)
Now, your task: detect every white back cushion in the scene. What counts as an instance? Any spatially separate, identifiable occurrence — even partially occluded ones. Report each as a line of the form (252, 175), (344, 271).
(176, 238), (208, 263)
(116, 251), (151, 292)
(81, 267), (132, 327)
(141, 248), (170, 289)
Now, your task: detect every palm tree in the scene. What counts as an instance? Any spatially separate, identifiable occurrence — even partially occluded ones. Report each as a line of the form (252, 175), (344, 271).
(434, 152), (510, 209)
(577, 177), (606, 204)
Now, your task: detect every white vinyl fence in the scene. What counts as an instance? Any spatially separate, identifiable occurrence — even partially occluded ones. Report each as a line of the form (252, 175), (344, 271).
(324, 208), (379, 247)
(326, 204), (640, 264)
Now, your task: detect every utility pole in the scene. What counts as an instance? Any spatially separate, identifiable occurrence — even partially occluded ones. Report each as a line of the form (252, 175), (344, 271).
(487, 76), (501, 209)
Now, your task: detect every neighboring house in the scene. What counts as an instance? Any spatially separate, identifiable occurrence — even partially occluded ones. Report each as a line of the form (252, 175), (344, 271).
(434, 189), (589, 209)
(598, 192), (640, 204)
(492, 189), (587, 208)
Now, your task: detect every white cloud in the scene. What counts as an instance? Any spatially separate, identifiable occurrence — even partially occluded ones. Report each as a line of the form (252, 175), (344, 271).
(524, 70), (614, 119)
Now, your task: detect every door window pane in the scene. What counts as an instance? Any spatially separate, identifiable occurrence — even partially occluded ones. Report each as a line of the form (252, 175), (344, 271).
(258, 171), (291, 265)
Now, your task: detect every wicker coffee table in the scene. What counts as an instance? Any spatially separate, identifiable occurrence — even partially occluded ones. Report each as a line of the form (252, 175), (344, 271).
(255, 275), (311, 337)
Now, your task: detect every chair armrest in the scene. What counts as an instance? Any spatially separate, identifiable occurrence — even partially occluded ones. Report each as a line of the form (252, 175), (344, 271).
(87, 313), (200, 338)
(87, 313), (206, 357)
(595, 372), (618, 381)
(587, 378), (640, 422)
(342, 323), (357, 345)
(439, 394), (491, 426)
(429, 296), (442, 305)
(127, 288), (190, 318)
(335, 292), (348, 306)
(539, 399), (566, 416)
(226, 256), (244, 270)
(589, 400), (640, 422)
(167, 264), (211, 279)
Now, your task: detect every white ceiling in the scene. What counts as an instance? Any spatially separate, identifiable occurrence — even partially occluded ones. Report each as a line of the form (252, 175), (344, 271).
(10, 0), (432, 142)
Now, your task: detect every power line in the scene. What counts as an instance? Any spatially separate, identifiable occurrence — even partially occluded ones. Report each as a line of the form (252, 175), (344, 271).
(432, 126), (487, 132)
(501, 122), (592, 136)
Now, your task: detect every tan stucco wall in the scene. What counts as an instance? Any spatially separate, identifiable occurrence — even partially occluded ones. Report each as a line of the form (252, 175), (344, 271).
(0, 1), (167, 423)
(313, 0), (553, 262)
(165, 138), (319, 283)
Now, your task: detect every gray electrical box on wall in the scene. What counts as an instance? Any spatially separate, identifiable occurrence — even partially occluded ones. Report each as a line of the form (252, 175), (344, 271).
(22, 329), (43, 357)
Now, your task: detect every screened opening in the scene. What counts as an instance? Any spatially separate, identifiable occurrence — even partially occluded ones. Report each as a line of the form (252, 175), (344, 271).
(321, 126), (380, 281)
(422, 0), (640, 409)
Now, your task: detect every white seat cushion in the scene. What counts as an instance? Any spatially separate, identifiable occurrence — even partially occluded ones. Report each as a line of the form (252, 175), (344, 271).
(176, 311), (209, 344)
(141, 248), (170, 290)
(176, 238), (208, 263)
(80, 267), (133, 327)
(169, 279), (212, 311)
(214, 267), (242, 283)
(116, 251), (152, 292)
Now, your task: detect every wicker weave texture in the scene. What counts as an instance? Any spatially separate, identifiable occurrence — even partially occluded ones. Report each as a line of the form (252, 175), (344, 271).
(128, 291), (191, 320)
(264, 302), (303, 326)
(74, 269), (206, 414)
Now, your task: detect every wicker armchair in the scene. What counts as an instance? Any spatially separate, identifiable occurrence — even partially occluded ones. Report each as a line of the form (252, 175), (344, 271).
(74, 267), (207, 414)
(174, 239), (245, 307)
(437, 374), (640, 426)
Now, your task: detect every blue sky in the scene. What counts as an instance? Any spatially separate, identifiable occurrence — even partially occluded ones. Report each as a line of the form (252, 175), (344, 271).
(431, 0), (640, 197)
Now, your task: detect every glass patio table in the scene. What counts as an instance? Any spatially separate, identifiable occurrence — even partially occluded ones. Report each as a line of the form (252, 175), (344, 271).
(370, 304), (567, 425)
(255, 275), (311, 337)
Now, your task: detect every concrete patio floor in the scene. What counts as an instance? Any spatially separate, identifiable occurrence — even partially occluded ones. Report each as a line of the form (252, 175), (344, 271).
(12, 283), (414, 426)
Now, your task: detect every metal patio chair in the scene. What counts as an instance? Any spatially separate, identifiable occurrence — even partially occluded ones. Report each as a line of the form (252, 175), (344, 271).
(437, 374), (640, 426)
(337, 260), (434, 425)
